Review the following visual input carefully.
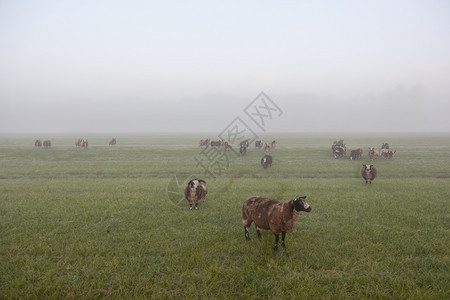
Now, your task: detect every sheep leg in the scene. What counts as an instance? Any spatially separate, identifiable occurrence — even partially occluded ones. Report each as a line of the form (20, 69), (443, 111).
(273, 234), (279, 250)
(189, 203), (193, 210)
(195, 202), (198, 209)
(281, 232), (286, 248)
(256, 226), (262, 238)
(244, 226), (250, 240)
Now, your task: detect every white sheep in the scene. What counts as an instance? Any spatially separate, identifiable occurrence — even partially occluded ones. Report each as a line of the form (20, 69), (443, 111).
(242, 196), (311, 250)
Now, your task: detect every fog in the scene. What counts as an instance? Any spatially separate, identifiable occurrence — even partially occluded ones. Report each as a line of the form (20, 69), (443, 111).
(1, 1), (449, 133)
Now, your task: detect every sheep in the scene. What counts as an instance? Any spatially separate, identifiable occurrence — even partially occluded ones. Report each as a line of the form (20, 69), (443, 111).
(184, 179), (208, 210)
(332, 139), (346, 158)
(222, 139), (233, 150)
(381, 142), (390, 158)
(199, 138), (210, 147)
(361, 164), (377, 184)
(385, 149), (396, 159)
(349, 148), (363, 160)
(240, 144), (247, 156)
(368, 147), (379, 159)
(242, 196), (311, 250)
(261, 154), (272, 169)
(43, 140), (51, 148)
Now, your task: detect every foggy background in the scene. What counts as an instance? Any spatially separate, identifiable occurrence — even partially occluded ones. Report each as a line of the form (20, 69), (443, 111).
(1, 0), (449, 133)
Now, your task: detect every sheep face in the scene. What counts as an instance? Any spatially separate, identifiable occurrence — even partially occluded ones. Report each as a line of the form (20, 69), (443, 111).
(184, 179), (207, 209)
(293, 196), (311, 212)
(361, 164), (377, 184)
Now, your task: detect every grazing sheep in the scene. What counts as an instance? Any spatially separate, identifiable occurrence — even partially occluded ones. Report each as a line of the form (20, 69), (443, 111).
(261, 155), (272, 169)
(255, 140), (263, 149)
(242, 196), (312, 250)
(34, 139), (42, 147)
(184, 179), (208, 210)
(361, 164), (377, 184)
(368, 147), (379, 159)
(349, 148), (363, 160)
(109, 138), (117, 146)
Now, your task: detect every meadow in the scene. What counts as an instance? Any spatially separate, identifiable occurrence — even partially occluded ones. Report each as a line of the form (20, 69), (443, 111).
(0, 133), (449, 299)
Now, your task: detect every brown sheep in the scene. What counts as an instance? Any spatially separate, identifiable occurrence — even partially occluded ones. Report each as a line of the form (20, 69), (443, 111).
(242, 196), (311, 250)
(43, 140), (51, 148)
(240, 144), (247, 156)
(332, 139), (346, 158)
(361, 164), (377, 184)
(368, 147), (379, 159)
(184, 179), (208, 210)
(261, 155), (272, 169)
(349, 148), (363, 160)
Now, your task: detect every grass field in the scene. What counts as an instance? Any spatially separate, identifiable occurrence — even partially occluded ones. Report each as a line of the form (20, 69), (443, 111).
(1, 133), (449, 299)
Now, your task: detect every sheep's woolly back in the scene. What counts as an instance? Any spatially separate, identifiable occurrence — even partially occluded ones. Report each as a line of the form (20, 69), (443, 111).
(242, 196), (300, 235)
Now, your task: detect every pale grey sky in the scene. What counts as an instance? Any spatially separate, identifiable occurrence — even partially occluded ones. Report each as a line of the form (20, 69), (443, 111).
(1, 0), (449, 133)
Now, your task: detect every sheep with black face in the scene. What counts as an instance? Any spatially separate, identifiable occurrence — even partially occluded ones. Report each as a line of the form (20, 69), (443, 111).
(242, 196), (311, 250)
(184, 179), (207, 210)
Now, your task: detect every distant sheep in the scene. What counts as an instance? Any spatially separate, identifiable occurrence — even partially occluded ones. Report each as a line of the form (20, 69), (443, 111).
(385, 150), (396, 159)
(199, 138), (210, 147)
(239, 139), (249, 148)
(332, 139), (346, 158)
(184, 179), (207, 210)
(261, 155), (272, 169)
(242, 196), (311, 250)
(240, 144), (247, 156)
(349, 148), (363, 160)
(43, 140), (51, 148)
(361, 164), (377, 184)
(368, 147), (379, 159)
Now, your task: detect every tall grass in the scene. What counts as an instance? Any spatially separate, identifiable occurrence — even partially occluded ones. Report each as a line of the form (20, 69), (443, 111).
(0, 133), (449, 299)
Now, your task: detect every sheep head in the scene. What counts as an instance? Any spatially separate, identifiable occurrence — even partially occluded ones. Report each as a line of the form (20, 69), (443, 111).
(293, 196), (311, 212)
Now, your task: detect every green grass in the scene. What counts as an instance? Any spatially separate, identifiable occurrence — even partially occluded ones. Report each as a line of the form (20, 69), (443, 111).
(1, 133), (449, 299)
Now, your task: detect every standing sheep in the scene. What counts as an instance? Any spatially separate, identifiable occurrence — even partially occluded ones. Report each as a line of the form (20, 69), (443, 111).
(361, 164), (377, 184)
(349, 148), (363, 160)
(261, 155), (272, 169)
(368, 147), (379, 159)
(184, 179), (207, 210)
(242, 196), (311, 250)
